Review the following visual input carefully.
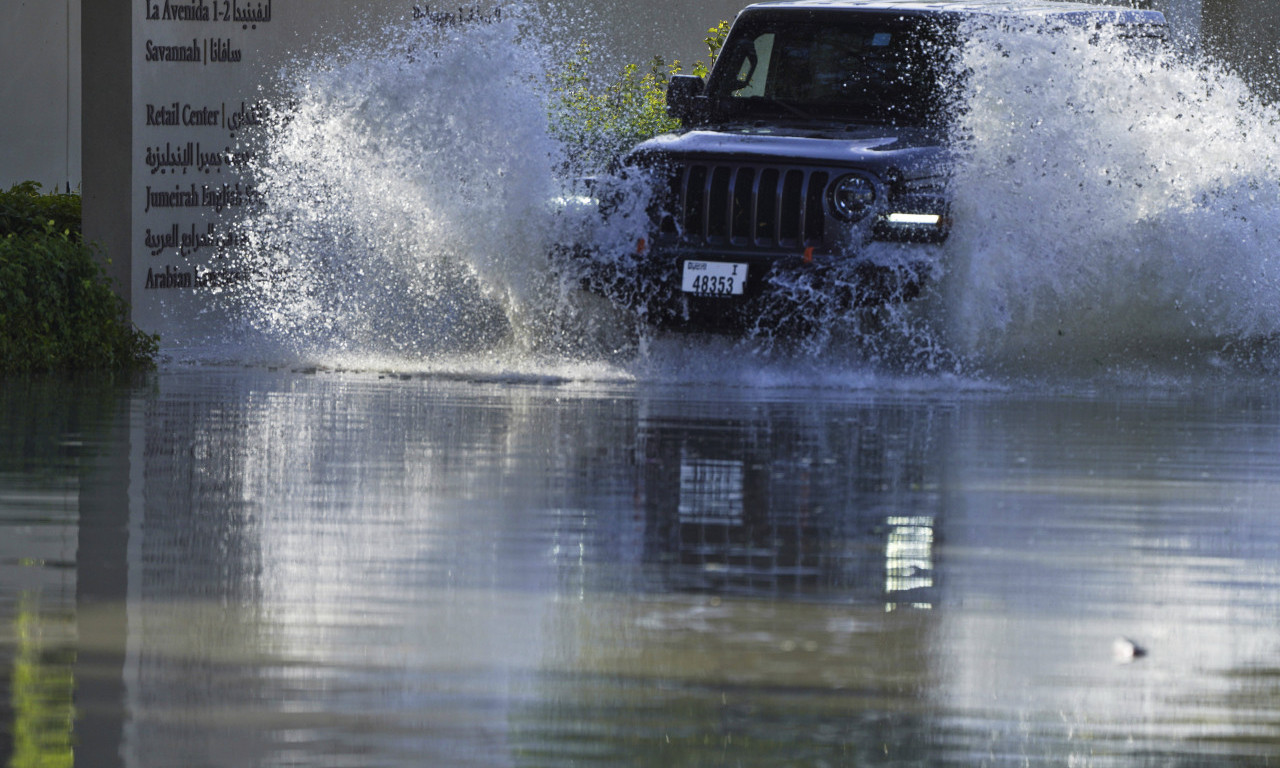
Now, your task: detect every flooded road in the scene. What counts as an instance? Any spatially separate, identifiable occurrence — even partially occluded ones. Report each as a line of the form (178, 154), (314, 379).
(7, 0), (1280, 764)
(4, 367), (1280, 766)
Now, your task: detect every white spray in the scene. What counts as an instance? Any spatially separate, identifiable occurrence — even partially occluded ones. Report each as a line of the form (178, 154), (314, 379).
(941, 20), (1280, 372)
(231, 12), (592, 363)
(228, 8), (1280, 382)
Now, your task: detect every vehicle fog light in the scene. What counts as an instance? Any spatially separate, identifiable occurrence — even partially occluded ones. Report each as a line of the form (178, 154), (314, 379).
(885, 212), (942, 226)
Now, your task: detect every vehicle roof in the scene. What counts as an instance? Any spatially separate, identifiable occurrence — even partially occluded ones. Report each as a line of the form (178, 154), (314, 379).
(737, 0), (1165, 24)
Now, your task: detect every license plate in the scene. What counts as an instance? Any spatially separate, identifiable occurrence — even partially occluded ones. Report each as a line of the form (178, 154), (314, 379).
(681, 260), (747, 296)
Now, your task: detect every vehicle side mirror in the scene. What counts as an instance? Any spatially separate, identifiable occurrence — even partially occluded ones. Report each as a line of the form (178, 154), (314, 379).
(667, 74), (707, 124)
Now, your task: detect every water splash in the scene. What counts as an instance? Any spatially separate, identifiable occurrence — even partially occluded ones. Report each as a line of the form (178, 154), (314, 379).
(226, 10), (1280, 384)
(941, 21), (1280, 374)
(230, 12), (580, 361)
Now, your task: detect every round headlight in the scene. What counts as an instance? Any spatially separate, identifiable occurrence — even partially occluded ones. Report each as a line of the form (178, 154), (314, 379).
(829, 174), (877, 221)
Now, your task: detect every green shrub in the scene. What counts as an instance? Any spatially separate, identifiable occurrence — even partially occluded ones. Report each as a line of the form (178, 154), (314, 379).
(0, 181), (81, 239)
(548, 21), (730, 173)
(0, 183), (157, 372)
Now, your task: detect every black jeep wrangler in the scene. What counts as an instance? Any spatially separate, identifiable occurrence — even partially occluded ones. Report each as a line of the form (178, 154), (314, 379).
(576, 0), (1166, 333)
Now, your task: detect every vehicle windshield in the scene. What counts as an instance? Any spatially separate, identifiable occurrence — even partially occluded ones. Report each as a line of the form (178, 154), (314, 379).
(705, 13), (957, 127)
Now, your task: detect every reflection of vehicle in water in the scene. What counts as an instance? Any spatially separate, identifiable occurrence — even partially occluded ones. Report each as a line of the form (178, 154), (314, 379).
(662, 447), (826, 592)
(570, 0), (1167, 334)
(637, 403), (940, 608)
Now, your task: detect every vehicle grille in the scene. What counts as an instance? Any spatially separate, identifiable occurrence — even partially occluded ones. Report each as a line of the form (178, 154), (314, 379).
(663, 163), (830, 249)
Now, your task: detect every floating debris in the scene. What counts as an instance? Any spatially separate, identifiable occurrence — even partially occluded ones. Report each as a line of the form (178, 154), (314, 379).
(1113, 636), (1148, 663)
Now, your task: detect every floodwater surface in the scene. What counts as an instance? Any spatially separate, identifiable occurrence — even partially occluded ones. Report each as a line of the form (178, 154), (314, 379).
(4, 368), (1280, 766)
(10, 3), (1280, 765)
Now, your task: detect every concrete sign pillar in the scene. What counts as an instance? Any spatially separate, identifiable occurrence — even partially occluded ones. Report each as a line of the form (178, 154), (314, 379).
(81, 1), (418, 342)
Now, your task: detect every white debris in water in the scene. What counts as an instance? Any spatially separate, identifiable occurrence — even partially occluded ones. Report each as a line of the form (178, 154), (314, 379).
(1112, 636), (1148, 663)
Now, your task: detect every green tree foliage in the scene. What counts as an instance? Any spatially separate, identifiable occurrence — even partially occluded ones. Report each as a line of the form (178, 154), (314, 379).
(0, 183), (157, 372)
(548, 21), (731, 173)
(697, 20), (731, 78)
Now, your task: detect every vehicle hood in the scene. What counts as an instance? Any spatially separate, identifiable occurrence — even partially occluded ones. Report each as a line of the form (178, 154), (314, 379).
(625, 124), (948, 180)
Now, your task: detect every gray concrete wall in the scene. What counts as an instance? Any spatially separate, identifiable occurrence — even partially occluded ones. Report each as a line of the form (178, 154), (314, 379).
(0, 0), (81, 191)
(1203, 0), (1280, 100)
